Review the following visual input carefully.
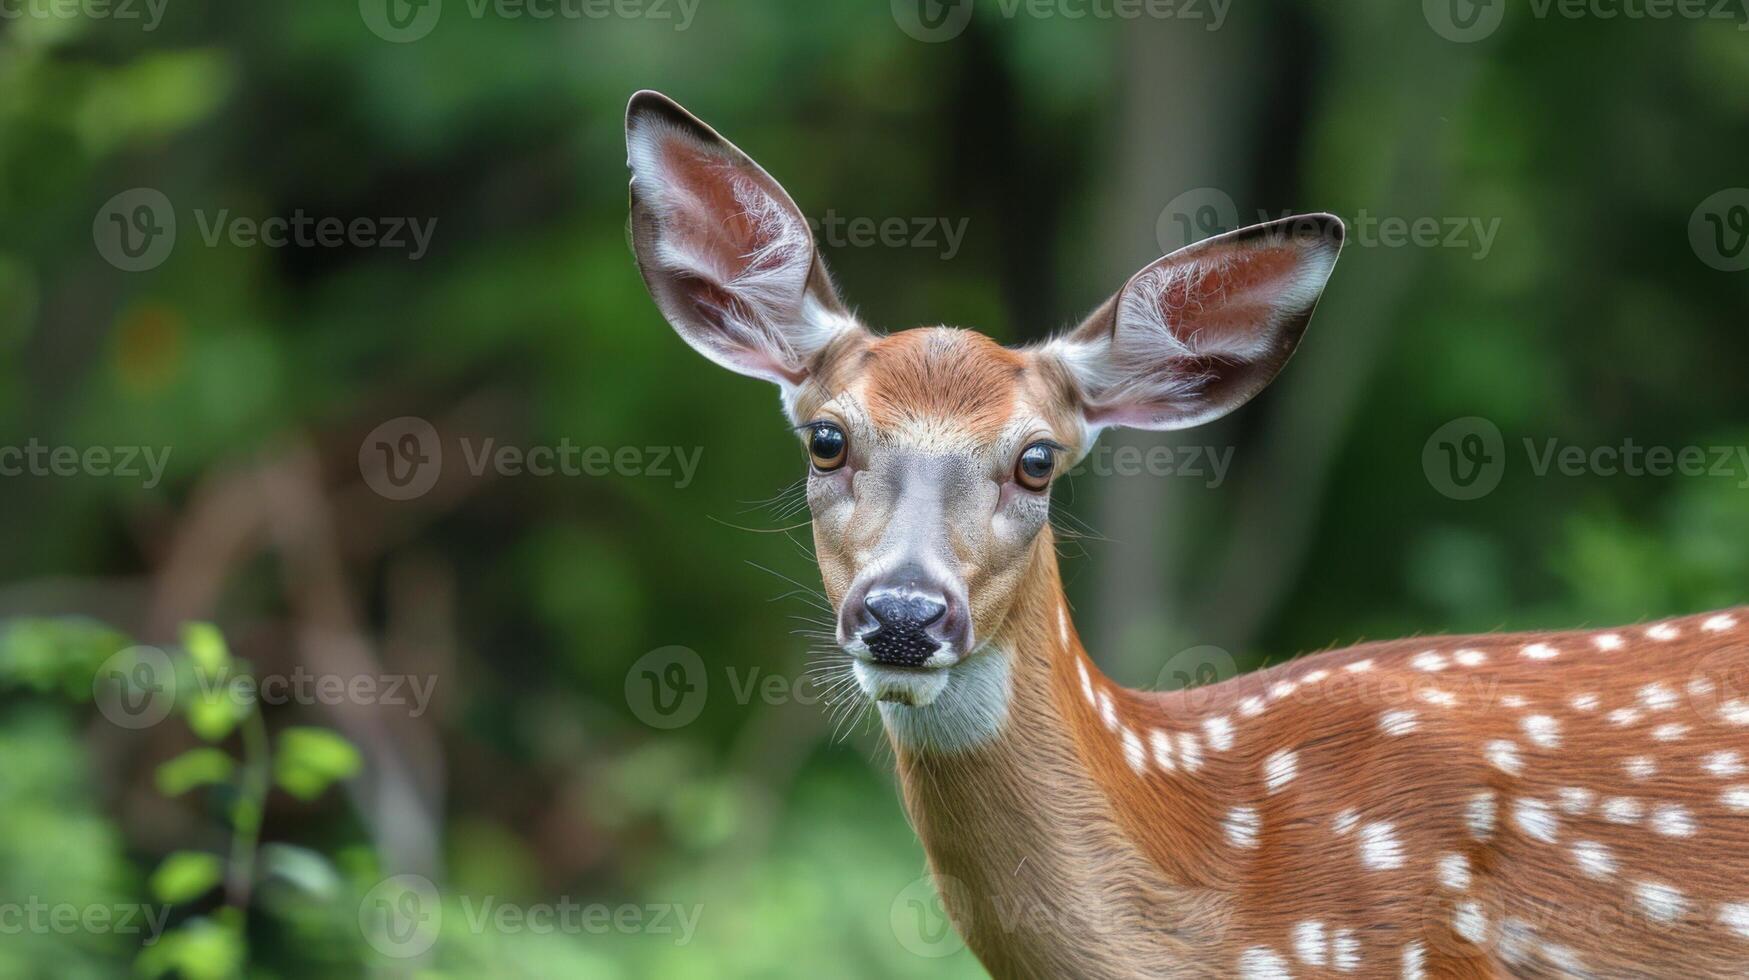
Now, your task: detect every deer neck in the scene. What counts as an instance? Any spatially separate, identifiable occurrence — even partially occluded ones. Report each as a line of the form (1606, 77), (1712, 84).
(877, 532), (1230, 977)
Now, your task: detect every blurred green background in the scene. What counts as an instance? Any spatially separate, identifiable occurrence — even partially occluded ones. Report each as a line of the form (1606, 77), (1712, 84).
(2, 0), (1748, 976)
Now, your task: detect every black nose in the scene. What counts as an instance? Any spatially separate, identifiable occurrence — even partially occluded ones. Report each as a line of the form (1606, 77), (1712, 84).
(863, 589), (947, 667)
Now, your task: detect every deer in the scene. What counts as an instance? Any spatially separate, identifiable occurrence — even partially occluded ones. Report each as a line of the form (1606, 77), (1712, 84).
(624, 89), (1749, 979)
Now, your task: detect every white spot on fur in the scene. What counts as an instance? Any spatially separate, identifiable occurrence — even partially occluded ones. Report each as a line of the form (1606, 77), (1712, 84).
(1239, 696), (1266, 718)
(1521, 715), (1560, 749)
(1602, 797), (1644, 824)
(1558, 787), (1594, 815)
(1332, 929), (1359, 972)
(1120, 727), (1146, 773)
(1501, 694), (1527, 709)
(1358, 822), (1404, 870)
(1149, 729), (1175, 771)
(1639, 682), (1678, 712)
(1722, 700), (1749, 725)
(1705, 751), (1745, 778)
(1724, 786), (1749, 811)
(1570, 692), (1599, 712)
(1058, 606), (1070, 648)
(1485, 740), (1523, 775)
(1468, 792), (1496, 840)
(1177, 732), (1203, 772)
(1453, 899), (1488, 943)
(1521, 642), (1559, 661)
(1690, 676), (1716, 698)
(1333, 809), (1359, 836)
(1225, 806), (1260, 849)
(1624, 756), (1657, 780)
(1573, 840), (1615, 878)
(1238, 946), (1293, 979)
(1514, 798), (1558, 843)
(1594, 633), (1624, 651)
(1097, 689), (1118, 731)
(1417, 688), (1457, 708)
(1203, 715), (1235, 752)
(1410, 651), (1447, 672)
(1076, 660), (1095, 705)
(1719, 902), (1749, 938)
(1437, 853), (1470, 890)
(1301, 669), (1329, 684)
(1652, 723), (1689, 742)
(1608, 707), (1642, 727)
(1703, 614), (1738, 633)
(1292, 921), (1326, 967)
(1646, 623), (1680, 642)
(1265, 749), (1299, 794)
(1453, 648), (1487, 667)
(1401, 940), (1425, 980)
(1345, 659), (1373, 673)
(1380, 710), (1419, 736)
(1635, 882), (1686, 922)
(1651, 804), (1696, 837)
(1269, 681), (1299, 700)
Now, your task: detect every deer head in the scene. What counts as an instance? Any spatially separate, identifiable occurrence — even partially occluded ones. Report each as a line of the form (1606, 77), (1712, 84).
(625, 90), (1342, 724)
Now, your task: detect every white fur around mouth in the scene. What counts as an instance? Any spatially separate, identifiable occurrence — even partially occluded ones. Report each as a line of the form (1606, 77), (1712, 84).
(853, 660), (951, 706)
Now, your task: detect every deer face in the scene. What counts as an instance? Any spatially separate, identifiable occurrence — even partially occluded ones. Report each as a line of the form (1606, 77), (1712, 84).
(627, 91), (1343, 712)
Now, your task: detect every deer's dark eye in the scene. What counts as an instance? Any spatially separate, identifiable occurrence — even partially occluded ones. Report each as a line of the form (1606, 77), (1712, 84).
(1016, 443), (1056, 491)
(807, 422), (848, 471)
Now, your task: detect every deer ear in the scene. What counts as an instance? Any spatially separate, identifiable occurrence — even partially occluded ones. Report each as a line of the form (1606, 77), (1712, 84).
(626, 90), (859, 391)
(1049, 215), (1343, 432)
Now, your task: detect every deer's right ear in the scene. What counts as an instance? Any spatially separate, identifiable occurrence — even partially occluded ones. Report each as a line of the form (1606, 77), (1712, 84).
(626, 91), (859, 394)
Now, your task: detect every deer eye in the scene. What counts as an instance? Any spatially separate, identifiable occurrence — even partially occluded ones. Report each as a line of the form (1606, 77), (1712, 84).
(1015, 442), (1056, 491)
(807, 422), (848, 471)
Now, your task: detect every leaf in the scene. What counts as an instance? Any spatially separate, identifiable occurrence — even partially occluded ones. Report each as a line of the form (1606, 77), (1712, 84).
(257, 843), (341, 901)
(184, 679), (248, 742)
(155, 748), (235, 796)
(179, 622), (231, 679)
(133, 916), (244, 980)
(150, 851), (225, 904)
(273, 727), (362, 801)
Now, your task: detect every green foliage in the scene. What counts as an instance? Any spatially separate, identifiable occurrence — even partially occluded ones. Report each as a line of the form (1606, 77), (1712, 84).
(273, 727), (363, 801)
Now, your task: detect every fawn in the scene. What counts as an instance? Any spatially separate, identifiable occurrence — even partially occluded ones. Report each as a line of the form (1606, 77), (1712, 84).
(625, 90), (1749, 978)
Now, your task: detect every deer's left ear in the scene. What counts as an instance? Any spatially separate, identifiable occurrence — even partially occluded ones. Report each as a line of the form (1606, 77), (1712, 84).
(1048, 214), (1343, 432)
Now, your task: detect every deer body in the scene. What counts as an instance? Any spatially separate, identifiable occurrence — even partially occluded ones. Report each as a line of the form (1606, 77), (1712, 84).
(624, 90), (1749, 977)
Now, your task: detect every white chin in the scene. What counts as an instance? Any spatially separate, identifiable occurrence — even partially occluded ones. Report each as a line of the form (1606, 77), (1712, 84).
(853, 660), (951, 707)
